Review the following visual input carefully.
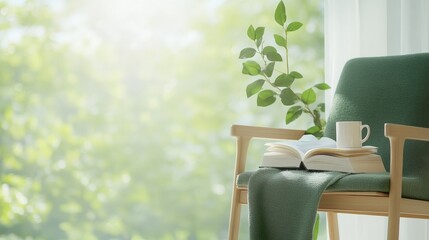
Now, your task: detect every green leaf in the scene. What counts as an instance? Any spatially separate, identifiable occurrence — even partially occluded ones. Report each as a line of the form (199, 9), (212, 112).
(314, 83), (331, 90)
(274, 1), (287, 26)
(255, 27), (265, 40)
(256, 37), (263, 48)
(263, 62), (275, 77)
(301, 88), (316, 104)
(274, 34), (287, 48)
(266, 52), (282, 62)
(317, 103), (325, 112)
(306, 126), (321, 134)
(280, 88), (297, 105)
(313, 109), (322, 128)
(285, 106), (303, 124)
(306, 128), (324, 139)
(262, 46), (277, 54)
(313, 113), (324, 134)
(286, 21), (303, 32)
(320, 119), (327, 129)
(262, 46), (282, 61)
(239, 48), (256, 59)
(313, 213), (320, 239)
(242, 61), (261, 76)
(290, 71), (303, 79)
(246, 79), (265, 98)
(274, 73), (294, 87)
(257, 90), (276, 107)
(247, 25), (256, 40)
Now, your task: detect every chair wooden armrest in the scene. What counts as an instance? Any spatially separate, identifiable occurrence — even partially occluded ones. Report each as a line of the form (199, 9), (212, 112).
(385, 123), (429, 141)
(231, 124), (306, 140)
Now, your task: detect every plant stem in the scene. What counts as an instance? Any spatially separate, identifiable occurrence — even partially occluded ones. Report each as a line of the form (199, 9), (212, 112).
(255, 40), (283, 93)
(303, 105), (316, 121)
(285, 31), (289, 74)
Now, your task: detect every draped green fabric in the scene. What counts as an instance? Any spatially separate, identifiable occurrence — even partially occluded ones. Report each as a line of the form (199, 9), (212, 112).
(247, 53), (429, 239)
(249, 169), (347, 240)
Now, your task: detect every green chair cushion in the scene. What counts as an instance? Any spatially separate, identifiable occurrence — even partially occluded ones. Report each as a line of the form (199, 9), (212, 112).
(237, 171), (390, 193)
(238, 171), (421, 197)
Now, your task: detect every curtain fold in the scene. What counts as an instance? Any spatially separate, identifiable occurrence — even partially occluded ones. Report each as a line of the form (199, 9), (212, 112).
(324, 0), (429, 239)
(325, 0), (429, 115)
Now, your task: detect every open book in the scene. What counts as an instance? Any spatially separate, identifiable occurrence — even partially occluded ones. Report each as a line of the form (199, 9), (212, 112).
(261, 135), (386, 173)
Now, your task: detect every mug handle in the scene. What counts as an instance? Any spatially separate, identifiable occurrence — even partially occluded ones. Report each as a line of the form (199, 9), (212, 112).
(361, 124), (370, 143)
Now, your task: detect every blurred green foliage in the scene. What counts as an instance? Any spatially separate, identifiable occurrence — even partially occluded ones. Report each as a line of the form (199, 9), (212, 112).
(0, 0), (323, 239)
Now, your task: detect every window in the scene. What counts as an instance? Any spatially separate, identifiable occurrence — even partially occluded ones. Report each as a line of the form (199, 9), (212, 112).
(0, 0), (324, 238)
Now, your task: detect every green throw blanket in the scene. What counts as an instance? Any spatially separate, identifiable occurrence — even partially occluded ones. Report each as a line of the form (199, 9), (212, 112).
(248, 168), (348, 240)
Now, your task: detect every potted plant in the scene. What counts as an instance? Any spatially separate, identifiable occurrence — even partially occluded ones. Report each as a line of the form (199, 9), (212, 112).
(239, 0), (329, 138)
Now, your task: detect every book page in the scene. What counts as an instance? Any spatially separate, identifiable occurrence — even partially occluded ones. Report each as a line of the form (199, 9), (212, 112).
(265, 146), (302, 159)
(303, 146), (378, 159)
(265, 135), (336, 159)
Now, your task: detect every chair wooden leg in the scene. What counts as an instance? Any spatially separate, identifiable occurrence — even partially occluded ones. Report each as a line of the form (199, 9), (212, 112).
(387, 137), (404, 240)
(387, 216), (400, 240)
(229, 135), (251, 240)
(387, 194), (401, 240)
(228, 187), (241, 240)
(327, 212), (340, 240)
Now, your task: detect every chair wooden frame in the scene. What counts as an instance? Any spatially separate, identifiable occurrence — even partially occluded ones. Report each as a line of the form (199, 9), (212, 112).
(228, 123), (429, 240)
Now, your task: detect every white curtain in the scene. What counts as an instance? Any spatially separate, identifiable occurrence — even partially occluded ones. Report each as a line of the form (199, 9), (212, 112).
(325, 0), (429, 114)
(324, 0), (429, 239)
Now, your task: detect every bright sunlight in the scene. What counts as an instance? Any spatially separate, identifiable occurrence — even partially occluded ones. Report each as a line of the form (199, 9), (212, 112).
(0, 0), (323, 239)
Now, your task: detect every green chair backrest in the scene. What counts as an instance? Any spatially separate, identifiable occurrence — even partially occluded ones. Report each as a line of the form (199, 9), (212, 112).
(324, 53), (429, 199)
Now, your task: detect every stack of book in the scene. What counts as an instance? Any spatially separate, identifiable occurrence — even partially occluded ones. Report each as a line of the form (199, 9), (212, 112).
(260, 135), (385, 173)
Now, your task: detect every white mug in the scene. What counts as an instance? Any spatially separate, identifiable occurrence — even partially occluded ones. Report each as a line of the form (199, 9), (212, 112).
(336, 121), (370, 148)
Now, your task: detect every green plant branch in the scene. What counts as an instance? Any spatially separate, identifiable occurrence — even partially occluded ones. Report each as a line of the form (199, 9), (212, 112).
(254, 41), (283, 93)
(256, 39), (319, 125)
(239, 0), (329, 138)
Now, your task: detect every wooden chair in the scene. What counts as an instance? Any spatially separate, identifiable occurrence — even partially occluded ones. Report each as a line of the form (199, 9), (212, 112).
(228, 53), (429, 240)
